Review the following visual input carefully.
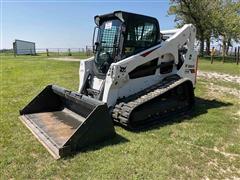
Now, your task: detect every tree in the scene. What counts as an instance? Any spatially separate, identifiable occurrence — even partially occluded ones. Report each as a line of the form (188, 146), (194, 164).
(168, 0), (240, 57)
(211, 0), (240, 56)
(168, 0), (217, 56)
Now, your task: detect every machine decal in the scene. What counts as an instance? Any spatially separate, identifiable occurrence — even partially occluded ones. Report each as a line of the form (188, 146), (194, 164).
(185, 64), (195, 68)
(189, 69), (195, 73)
(184, 69), (190, 74)
(120, 66), (127, 72)
(185, 68), (195, 74)
(105, 21), (112, 29)
(189, 54), (192, 60)
(140, 46), (160, 57)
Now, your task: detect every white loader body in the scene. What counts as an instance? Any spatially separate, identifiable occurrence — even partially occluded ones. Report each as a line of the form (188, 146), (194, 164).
(79, 24), (197, 107)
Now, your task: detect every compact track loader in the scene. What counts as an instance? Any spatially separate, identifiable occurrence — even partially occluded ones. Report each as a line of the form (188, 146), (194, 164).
(20, 11), (198, 159)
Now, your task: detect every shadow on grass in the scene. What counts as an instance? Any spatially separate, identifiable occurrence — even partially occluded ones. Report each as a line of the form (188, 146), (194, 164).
(61, 97), (232, 160)
(116, 97), (233, 133)
(64, 133), (129, 160)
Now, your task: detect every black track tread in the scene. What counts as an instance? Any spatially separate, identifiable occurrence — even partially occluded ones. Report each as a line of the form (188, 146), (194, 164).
(112, 77), (193, 128)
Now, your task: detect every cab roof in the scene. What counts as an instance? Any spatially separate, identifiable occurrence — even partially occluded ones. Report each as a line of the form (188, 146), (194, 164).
(94, 11), (159, 26)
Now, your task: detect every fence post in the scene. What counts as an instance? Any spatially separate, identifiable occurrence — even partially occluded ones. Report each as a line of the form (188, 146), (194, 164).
(58, 49), (59, 56)
(211, 47), (215, 64)
(68, 48), (71, 56)
(222, 49), (225, 64)
(237, 46), (240, 65)
(219, 46), (222, 56)
(230, 46), (233, 56)
(46, 49), (49, 56)
(235, 47), (237, 63)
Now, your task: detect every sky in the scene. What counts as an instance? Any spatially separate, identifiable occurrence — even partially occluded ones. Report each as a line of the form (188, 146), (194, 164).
(1, 0), (175, 49)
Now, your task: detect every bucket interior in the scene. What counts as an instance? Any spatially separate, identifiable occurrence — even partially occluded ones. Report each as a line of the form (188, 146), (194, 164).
(19, 85), (114, 158)
(24, 109), (85, 147)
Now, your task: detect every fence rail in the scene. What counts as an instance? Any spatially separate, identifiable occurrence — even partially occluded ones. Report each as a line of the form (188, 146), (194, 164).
(0, 46), (94, 58)
(1, 45), (239, 65)
(208, 46), (240, 65)
(44, 47), (93, 57)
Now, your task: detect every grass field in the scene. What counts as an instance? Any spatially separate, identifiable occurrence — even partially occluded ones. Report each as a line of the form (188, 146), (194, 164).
(199, 57), (239, 75)
(0, 55), (240, 179)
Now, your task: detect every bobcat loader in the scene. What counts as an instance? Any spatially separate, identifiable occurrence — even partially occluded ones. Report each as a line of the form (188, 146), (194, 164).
(20, 11), (198, 159)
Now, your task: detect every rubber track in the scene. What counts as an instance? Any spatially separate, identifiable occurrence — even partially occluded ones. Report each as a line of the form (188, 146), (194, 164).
(112, 78), (192, 128)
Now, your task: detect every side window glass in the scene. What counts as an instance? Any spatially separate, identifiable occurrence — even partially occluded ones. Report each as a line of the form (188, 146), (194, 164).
(124, 21), (158, 57)
(101, 26), (118, 47)
(142, 23), (156, 42)
(135, 25), (144, 40)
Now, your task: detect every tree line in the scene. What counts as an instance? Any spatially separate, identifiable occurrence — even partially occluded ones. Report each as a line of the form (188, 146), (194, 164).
(168, 0), (240, 56)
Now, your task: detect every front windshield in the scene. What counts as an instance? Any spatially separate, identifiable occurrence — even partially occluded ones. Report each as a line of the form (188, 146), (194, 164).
(95, 19), (122, 74)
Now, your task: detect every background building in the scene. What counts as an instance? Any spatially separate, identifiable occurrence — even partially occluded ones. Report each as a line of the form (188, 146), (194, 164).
(13, 39), (36, 55)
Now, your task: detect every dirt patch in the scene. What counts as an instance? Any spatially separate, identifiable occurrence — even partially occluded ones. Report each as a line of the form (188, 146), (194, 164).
(48, 57), (81, 62)
(206, 83), (240, 98)
(198, 71), (240, 84)
(198, 70), (240, 98)
(235, 110), (240, 117)
(185, 142), (240, 158)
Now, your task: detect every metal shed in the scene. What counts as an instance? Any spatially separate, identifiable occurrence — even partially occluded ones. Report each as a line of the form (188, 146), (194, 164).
(13, 39), (36, 55)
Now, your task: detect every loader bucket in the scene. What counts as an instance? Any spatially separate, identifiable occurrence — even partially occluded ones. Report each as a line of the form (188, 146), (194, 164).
(19, 85), (115, 159)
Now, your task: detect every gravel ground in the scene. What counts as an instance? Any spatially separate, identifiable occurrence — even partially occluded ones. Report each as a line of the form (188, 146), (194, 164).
(198, 71), (240, 84)
(208, 83), (240, 97)
(48, 57), (81, 62)
(198, 70), (240, 98)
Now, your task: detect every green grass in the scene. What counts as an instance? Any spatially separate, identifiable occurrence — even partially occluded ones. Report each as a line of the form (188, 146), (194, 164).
(44, 51), (92, 59)
(198, 57), (240, 75)
(1, 55), (240, 179)
(1, 51), (91, 59)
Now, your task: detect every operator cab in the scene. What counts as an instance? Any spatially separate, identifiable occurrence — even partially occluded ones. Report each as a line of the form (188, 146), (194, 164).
(93, 11), (161, 75)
